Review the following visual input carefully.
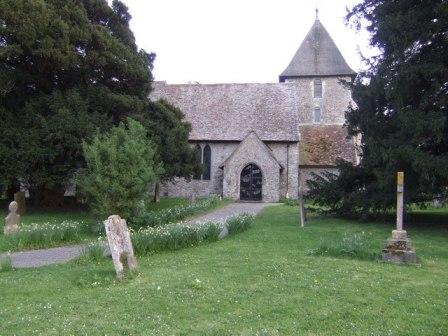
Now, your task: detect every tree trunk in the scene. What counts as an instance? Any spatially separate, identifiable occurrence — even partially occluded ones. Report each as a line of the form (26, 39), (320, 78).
(153, 181), (160, 203)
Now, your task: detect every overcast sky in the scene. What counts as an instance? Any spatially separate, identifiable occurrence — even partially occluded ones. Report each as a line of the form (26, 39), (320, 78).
(118, 0), (375, 84)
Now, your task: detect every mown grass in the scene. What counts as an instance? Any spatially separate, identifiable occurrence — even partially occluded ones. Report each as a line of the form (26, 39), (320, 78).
(0, 205), (447, 335)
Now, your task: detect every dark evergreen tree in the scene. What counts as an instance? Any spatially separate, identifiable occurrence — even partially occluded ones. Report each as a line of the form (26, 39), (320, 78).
(0, 0), (155, 206)
(308, 0), (448, 215)
(137, 100), (202, 202)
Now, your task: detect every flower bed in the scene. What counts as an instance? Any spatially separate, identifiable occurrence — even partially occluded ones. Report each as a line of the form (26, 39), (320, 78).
(131, 196), (221, 229)
(132, 213), (254, 256)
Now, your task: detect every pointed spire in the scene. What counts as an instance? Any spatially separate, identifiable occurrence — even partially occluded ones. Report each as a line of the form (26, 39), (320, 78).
(279, 16), (356, 82)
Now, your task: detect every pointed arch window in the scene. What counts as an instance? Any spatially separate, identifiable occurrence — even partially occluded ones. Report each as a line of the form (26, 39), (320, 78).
(314, 79), (322, 98)
(193, 144), (212, 180)
(313, 107), (322, 123)
(193, 144), (202, 180)
(203, 145), (211, 180)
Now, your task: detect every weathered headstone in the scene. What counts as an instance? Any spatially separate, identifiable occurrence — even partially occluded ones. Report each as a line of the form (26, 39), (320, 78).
(382, 172), (417, 264)
(13, 191), (26, 215)
(4, 201), (20, 235)
(189, 192), (196, 204)
(104, 215), (137, 279)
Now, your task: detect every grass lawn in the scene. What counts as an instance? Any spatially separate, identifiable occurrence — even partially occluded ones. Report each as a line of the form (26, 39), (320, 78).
(0, 197), (226, 252)
(0, 205), (447, 335)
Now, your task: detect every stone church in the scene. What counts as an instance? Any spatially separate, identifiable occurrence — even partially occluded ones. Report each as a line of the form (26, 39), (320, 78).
(150, 17), (358, 202)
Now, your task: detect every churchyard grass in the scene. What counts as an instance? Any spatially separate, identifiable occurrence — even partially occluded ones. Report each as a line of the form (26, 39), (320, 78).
(0, 197), (230, 252)
(131, 196), (232, 229)
(132, 214), (254, 255)
(0, 253), (13, 272)
(0, 205), (447, 335)
(0, 211), (94, 252)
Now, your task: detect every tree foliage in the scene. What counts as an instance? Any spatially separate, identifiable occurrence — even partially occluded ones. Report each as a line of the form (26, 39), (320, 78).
(141, 99), (202, 182)
(77, 118), (161, 220)
(0, 0), (154, 205)
(308, 0), (448, 215)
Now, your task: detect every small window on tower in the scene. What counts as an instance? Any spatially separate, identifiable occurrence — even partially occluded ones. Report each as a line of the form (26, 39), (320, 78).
(314, 79), (322, 98)
(314, 107), (322, 123)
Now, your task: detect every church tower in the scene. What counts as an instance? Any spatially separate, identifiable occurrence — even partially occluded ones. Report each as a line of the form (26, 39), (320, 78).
(280, 13), (358, 190)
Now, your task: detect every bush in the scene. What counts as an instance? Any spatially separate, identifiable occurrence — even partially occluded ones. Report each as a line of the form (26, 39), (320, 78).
(132, 214), (254, 256)
(307, 232), (378, 261)
(131, 196), (220, 229)
(6, 220), (85, 250)
(77, 118), (162, 221)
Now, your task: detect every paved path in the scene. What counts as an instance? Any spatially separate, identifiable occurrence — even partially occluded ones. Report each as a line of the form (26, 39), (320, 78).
(1, 202), (275, 268)
(184, 202), (276, 224)
(3, 244), (85, 268)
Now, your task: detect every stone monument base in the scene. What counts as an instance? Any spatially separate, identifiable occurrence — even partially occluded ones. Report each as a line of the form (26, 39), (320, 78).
(382, 230), (417, 264)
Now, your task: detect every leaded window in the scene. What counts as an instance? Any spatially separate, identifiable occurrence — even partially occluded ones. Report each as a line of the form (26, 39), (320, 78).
(314, 107), (322, 123)
(314, 79), (322, 98)
(203, 145), (211, 180)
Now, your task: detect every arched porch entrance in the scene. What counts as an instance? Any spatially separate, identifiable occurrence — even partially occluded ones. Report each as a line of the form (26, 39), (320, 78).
(240, 163), (262, 201)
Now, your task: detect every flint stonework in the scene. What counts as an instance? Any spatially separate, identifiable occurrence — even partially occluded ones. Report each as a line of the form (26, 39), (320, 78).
(149, 18), (357, 199)
(104, 215), (137, 279)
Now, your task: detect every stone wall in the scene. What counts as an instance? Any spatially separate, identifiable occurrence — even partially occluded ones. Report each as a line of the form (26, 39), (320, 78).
(160, 142), (237, 198)
(285, 76), (354, 125)
(160, 140), (298, 202)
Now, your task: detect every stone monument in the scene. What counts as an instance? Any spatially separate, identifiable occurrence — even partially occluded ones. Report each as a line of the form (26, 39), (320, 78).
(104, 215), (137, 279)
(4, 201), (20, 235)
(382, 172), (417, 264)
(14, 191), (26, 215)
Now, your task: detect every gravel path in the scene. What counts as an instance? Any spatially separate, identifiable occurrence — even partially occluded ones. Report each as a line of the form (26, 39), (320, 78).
(1, 202), (276, 268)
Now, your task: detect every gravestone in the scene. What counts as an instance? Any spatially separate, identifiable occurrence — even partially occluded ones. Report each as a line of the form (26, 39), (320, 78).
(104, 215), (137, 279)
(4, 201), (20, 235)
(14, 191), (26, 215)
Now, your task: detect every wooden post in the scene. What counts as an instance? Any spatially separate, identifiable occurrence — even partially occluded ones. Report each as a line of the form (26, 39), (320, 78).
(396, 171), (404, 231)
(298, 186), (305, 228)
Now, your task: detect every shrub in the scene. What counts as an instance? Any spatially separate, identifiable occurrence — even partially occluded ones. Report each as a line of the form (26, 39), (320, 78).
(307, 232), (378, 261)
(131, 196), (220, 229)
(0, 254), (13, 272)
(132, 214), (254, 256)
(6, 220), (85, 250)
(77, 118), (162, 221)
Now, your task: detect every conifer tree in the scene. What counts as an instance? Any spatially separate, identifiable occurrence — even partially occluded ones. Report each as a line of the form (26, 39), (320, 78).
(138, 100), (202, 202)
(0, 0), (154, 206)
(308, 0), (448, 214)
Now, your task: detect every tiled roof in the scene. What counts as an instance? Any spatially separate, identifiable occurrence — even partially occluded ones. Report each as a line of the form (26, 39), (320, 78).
(280, 19), (356, 81)
(150, 82), (300, 142)
(299, 125), (356, 166)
